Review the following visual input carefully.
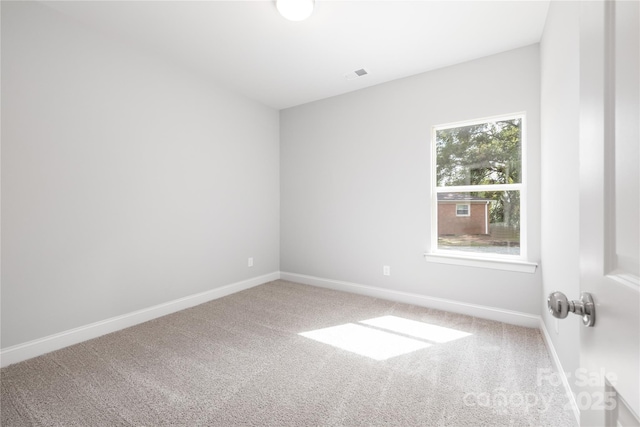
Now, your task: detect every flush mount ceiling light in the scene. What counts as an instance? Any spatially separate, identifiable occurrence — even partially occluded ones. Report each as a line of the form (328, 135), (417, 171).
(277, 0), (314, 21)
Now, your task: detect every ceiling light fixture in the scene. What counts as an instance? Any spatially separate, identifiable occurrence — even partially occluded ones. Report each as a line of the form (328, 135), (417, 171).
(277, 0), (314, 22)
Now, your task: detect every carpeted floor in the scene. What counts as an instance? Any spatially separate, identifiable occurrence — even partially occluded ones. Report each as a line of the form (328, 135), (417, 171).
(1, 280), (577, 426)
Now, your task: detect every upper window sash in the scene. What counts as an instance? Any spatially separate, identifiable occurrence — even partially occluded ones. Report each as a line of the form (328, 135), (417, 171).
(434, 114), (524, 188)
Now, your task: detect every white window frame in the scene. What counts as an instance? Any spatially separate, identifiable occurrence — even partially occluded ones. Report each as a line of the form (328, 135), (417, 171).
(425, 112), (537, 273)
(455, 204), (470, 217)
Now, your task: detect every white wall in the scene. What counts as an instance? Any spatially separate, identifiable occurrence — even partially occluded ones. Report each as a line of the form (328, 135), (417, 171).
(280, 45), (542, 314)
(539, 0), (581, 391)
(1, 2), (280, 349)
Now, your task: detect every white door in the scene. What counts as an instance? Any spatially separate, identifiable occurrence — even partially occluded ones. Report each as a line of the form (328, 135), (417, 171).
(579, 0), (640, 426)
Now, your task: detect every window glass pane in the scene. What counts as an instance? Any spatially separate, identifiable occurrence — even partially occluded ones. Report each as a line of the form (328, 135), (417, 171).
(436, 118), (522, 187)
(437, 191), (520, 256)
(455, 204), (470, 216)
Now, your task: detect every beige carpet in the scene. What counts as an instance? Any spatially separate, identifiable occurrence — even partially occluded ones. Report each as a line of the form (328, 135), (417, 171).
(1, 280), (577, 426)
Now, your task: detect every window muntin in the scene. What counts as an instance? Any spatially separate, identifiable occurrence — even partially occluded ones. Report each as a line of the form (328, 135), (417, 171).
(433, 114), (525, 259)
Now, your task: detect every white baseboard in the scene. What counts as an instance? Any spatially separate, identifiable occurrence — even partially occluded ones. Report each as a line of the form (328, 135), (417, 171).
(280, 272), (540, 328)
(0, 272), (280, 368)
(539, 318), (580, 424)
(1, 270), (580, 426)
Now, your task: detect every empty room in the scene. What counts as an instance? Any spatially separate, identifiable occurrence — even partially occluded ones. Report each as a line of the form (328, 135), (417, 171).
(1, 0), (638, 426)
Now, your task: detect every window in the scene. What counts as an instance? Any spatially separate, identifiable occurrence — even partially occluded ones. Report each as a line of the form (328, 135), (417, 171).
(455, 204), (470, 217)
(431, 114), (526, 260)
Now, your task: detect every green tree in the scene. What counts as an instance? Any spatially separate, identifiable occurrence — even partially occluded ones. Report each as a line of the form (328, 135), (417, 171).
(436, 119), (521, 228)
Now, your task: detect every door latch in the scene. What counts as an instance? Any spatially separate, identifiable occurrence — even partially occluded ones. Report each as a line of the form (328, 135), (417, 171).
(547, 291), (596, 327)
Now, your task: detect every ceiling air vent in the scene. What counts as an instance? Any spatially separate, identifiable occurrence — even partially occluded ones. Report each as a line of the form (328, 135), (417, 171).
(344, 68), (369, 81)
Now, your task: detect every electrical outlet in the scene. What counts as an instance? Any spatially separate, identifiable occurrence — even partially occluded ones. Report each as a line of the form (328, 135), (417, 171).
(383, 265), (390, 276)
(248, 257), (254, 267)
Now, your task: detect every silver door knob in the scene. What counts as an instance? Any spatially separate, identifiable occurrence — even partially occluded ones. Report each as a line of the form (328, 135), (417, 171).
(547, 291), (596, 327)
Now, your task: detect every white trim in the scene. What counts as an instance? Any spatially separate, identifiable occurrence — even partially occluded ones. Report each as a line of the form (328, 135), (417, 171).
(615, 392), (640, 427)
(520, 114), (529, 261)
(539, 318), (581, 425)
(436, 183), (524, 193)
(424, 252), (538, 273)
(433, 111), (528, 131)
(485, 202), (489, 234)
(431, 123), (439, 256)
(431, 112), (529, 261)
(0, 272), (280, 368)
(280, 271), (540, 328)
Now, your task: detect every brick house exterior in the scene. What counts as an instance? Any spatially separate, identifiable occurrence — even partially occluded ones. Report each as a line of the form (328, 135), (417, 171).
(437, 193), (491, 236)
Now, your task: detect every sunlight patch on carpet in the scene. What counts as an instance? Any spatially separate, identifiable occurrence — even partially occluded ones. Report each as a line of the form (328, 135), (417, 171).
(359, 315), (472, 343)
(299, 323), (430, 361)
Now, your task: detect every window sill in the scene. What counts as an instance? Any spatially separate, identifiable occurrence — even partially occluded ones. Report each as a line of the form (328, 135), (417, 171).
(424, 252), (538, 273)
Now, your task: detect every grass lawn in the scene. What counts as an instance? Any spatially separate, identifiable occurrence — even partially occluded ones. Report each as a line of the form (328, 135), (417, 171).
(438, 234), (520, 247)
